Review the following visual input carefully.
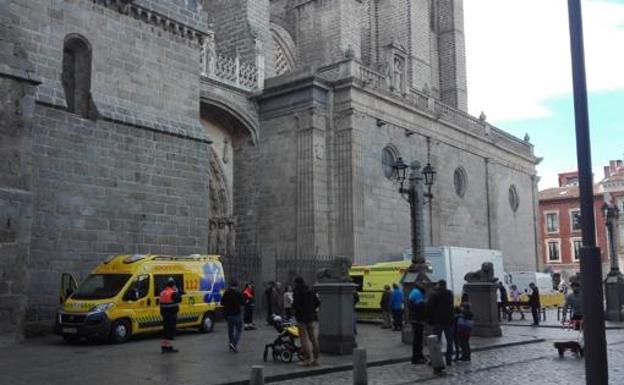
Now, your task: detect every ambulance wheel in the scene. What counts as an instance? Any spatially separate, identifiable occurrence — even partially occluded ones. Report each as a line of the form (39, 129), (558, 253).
(110, 319), (131, 343)
(199, 312), (215, 333)
(280, 350), (293, 363)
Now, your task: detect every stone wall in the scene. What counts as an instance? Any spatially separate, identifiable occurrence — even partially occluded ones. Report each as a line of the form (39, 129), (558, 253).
(1, 0), (214, 333)
(0, 77), (36, 344)
(206, 0), (272, 75)
(11, 0), (208, 141)
(0, 0), (39, 344)
(253, 68), (539, 272)
(287, 0), (363, 68)
(26, 105), (211, 331)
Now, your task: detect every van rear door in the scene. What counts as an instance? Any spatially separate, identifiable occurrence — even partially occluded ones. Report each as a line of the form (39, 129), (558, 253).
(60, 273), (78, 305)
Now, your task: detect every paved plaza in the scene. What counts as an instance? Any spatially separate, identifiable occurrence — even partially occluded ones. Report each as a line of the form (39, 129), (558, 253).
(0, 314), (622, 385)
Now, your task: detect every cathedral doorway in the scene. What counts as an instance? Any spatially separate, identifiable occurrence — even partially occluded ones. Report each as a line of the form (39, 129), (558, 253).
(200, 101), (257, 257)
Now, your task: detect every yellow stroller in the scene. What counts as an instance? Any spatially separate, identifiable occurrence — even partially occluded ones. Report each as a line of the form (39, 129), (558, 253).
(263, 315), (303, 363)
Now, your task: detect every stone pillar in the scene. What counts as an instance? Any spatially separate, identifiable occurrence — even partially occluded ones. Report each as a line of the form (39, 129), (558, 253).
(462, 282), (501, 337)
(314, 282), (358, 354)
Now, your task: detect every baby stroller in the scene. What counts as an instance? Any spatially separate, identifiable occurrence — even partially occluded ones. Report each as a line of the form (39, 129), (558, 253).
(263, 315), (303, 363)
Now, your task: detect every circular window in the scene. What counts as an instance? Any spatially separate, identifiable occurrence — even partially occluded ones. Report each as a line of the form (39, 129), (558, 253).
(382, 146), (397, 179)
(453, 168), (467, 197)
(509, 184), (520, 212)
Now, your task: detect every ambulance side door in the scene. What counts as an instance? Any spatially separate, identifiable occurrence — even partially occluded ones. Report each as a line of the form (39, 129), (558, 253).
(119, 274), (155, 332)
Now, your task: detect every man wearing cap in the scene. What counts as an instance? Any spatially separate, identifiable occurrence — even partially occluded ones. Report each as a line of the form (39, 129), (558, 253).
(160, 277), (181, 353)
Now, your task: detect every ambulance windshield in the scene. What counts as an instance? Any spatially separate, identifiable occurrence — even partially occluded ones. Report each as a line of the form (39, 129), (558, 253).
(72, 274), (132, 300)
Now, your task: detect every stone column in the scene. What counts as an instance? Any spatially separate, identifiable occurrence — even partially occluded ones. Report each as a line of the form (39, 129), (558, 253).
(314, 282), (358, 354)
(462, 282), (501, 337)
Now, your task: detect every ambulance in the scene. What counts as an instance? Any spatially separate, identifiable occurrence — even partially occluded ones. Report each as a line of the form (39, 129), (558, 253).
(55, 254), (226, 343)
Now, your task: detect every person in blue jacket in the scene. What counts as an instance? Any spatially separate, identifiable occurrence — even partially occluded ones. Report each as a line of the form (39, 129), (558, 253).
(390, 283), (404, 331)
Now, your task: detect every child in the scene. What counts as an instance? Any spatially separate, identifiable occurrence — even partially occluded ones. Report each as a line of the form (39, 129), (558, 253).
(456, 302), (474, 361)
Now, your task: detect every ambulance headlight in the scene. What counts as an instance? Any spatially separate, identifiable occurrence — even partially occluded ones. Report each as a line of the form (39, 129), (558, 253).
(89, 303), (114, 313)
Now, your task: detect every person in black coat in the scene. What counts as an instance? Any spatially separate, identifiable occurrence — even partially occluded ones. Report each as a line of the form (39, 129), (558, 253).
(498, 281), (510, 321)
(221, 280), (245, 352)
(426, 280), (455, 366)
(528, 282), (541, 326)
(293, 276), (320, 366)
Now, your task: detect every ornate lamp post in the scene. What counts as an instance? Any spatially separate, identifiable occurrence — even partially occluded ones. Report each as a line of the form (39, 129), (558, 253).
(392, 158), (436, 274)
(603, 201), (624, 321)
(392, 158), (436, 344)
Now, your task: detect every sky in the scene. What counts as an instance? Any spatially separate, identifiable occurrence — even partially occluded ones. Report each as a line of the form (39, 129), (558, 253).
(463, 0), (624, 189)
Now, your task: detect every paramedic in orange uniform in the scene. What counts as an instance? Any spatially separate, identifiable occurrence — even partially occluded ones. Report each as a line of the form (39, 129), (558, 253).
(160, 277), (181, 353)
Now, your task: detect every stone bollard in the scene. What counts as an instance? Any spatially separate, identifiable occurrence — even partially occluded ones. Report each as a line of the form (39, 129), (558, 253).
(425, 335), (445, 374)
(353, 347), (367, 385)
(250, 365), (264, 385)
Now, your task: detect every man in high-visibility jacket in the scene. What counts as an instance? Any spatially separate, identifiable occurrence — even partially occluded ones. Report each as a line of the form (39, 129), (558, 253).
(160, 277), (181, 353)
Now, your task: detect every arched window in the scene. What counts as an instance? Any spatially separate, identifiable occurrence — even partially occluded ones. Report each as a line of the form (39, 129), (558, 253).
(62, 34), (93, 118)
(509, 184), (520, 212)
(453, 167), (467, 197)
(382, 145), (399, 179)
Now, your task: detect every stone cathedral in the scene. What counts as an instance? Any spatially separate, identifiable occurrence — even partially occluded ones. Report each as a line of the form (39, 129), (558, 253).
(0, 0), (540, 342)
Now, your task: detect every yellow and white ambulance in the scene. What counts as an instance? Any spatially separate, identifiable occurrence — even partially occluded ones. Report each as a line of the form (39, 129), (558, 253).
(55, 254), (226, 343)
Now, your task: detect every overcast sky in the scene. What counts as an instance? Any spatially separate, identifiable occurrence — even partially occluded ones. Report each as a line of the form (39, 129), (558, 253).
(464, 0), (624, 189)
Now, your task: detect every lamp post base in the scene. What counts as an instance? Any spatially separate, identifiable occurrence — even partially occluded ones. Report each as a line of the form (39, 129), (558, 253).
(605, 271), (624, 322)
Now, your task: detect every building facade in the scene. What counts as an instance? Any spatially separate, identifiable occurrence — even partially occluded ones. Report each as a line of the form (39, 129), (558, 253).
(0, 0), (540, 342)
(538, 161), (624, 279)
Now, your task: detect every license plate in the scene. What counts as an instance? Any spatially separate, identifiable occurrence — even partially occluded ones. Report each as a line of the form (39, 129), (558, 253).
(62, 327), (77, 334)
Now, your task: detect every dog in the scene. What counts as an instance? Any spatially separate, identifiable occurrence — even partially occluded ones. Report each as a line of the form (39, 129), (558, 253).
(554, 341), (584, 358)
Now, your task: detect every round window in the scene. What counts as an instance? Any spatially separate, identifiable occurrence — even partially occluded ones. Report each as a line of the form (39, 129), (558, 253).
(509, 184), (520, 212)
(382, 146), (397, 179)
(453, 168), (467, 197)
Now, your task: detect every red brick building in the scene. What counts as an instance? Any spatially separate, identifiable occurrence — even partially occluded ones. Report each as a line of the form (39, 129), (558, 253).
(539, 174), (609, 278)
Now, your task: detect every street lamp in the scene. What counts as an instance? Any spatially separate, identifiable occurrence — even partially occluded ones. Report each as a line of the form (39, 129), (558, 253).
(603, 200), (624, 322)
(391, 158), (436, 270)
(422, 162), (436, 199)
(602, 201), (621, 275)
(392, 158), (436, 346)
(567, 0), (608, 382)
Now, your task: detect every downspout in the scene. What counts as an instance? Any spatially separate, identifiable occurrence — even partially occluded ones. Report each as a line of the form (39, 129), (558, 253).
(485, 158), (492, 249)
(531, 175), (540, 271)
(427, 137), (434, 245)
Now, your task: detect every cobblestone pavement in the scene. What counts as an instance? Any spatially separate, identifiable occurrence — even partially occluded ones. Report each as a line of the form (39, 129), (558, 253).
(271, 329), (624, 385)
(0, 322), (621, 385)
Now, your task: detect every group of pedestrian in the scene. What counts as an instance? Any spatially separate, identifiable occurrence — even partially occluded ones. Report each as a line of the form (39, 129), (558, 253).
(155, 275), (320, 361)
(264, 281), (296, 323)
(379, 280), (474, 367)
(497, 281), (540, 325)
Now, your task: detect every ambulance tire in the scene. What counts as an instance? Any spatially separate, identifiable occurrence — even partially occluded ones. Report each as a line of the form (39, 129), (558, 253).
(199, 312), (215, 333)
(110, 319), (131, 343)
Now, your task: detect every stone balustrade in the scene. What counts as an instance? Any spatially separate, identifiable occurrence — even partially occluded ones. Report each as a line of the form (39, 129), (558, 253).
(200, 33), (263, 91)
(317, 60), (532, 156)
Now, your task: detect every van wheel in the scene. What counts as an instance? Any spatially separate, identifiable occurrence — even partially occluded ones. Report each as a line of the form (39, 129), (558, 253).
(199, 312), (214, 333)
(110, 319), (131, 343)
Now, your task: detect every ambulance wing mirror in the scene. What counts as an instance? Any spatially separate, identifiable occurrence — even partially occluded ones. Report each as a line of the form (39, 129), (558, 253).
(60, 273), (78, 305)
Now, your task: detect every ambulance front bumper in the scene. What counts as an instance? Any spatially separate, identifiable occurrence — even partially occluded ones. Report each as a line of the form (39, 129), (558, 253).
(55, 311), (112, 339)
